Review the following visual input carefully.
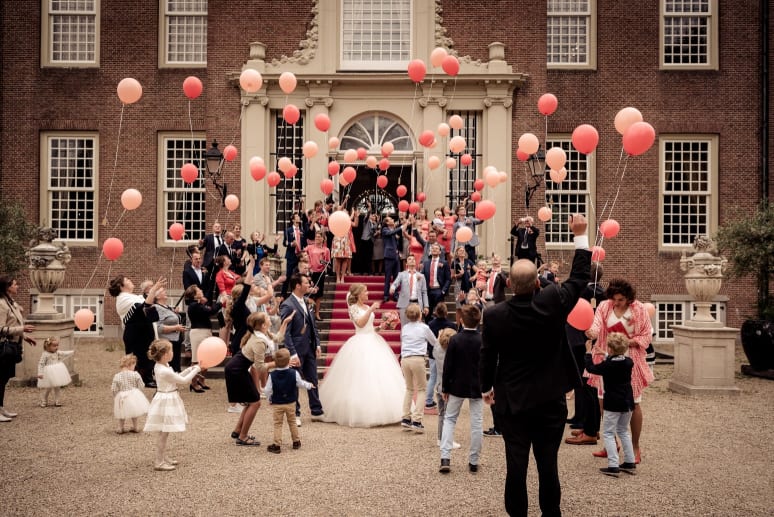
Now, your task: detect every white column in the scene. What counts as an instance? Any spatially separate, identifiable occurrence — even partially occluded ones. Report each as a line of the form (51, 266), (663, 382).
(240, 95), (271, 235)
(304, 83), (334, 203)
(418, 91), (447, 209)
(481, 90), (513, 260)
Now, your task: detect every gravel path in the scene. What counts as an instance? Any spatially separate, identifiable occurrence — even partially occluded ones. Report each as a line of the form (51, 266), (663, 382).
(1, 339), (771, 516)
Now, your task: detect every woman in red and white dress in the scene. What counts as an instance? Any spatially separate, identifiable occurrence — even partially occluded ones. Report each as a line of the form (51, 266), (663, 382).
(586, 278), (654, 464)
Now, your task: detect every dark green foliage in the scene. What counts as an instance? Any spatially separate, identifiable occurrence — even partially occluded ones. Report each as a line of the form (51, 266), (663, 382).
(0, 201), (37, 275)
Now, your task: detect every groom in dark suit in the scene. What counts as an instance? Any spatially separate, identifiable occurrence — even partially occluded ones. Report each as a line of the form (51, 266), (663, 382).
(279, 273), (324, 423)
(480, 214), (590, 517)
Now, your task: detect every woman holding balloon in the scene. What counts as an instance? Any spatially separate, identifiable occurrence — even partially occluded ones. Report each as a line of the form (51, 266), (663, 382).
(183, 285), (222, 393)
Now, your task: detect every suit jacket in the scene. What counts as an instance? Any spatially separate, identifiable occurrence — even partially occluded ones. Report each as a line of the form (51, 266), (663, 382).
(490, 270), (509, 303)
(283, 225), (307, 260)
(182, 263), (208, 291)
(279, 294), (318, 357)
(391, 270), (429, 309)
(381, 225), (402, 261)
(200, 233), (230, 269)
(413, 230), (447, 265)
(511, 226), (540, 260)
(421, 258), (451, 295)
(480, 246), (591, 414)
(442, 329), (483, 399)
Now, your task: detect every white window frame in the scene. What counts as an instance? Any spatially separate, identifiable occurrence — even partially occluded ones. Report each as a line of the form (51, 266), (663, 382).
(32, 291), (104, 336)
(547, 0), (596, 70)
(659, 135), (718, 251)
(660, 0), (718, 70)
(159, 0), (207, 68)
(40, 132), (99, 246)
(158, 133), (207, 247)
(41, 0), (100, 68)
(652, 296), (727, 343)
(339, 0), (412, 71)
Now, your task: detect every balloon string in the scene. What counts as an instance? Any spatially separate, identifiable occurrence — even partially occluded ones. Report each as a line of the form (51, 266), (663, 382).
(596, 147), (625, 226)
(605, 154), (629, 230)
(79, 252), (104, 296)
(102, 104), (126, 226)
(111, 209), (127, 233)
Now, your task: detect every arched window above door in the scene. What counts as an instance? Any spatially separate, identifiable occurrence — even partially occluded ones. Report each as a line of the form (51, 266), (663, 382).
(340, 114), (413, 153)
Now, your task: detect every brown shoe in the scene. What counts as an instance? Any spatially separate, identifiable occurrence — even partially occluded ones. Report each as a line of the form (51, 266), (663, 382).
(565, 432), (598, 445)
(570, 429), (600, 438)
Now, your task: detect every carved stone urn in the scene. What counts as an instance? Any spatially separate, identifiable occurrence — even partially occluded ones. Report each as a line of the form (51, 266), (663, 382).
(679, 236), (727, 327)
(26, 227), (72, 317)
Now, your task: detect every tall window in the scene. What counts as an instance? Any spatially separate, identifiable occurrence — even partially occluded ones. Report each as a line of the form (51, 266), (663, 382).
(543, 139), (591, 247)
(660, 136), (718, 249)
(160, 135), (207, 244)
(547, 0), (595, 69)
(272, 112), (306, 233)
(161, 0), (207, 67)
(341, 0), (411, 70)
(340, 114), (412, 152)
(42, 0), (99, 67)
(447, 111), (480, 209)
(43, 133), (97, 243)
(661, 0), (718, 69)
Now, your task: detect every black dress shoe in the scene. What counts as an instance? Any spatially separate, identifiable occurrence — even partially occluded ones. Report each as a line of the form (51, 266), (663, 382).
(144, 382), (157, 389)
(569, 422), (584, 429)
(469, 463), (478, 473)
(439, 458), (451, 473)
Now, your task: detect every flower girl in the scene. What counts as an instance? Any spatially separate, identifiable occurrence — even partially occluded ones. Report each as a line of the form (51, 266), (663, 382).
(37, 337), (74, 407)
(111, 354), (150, 434)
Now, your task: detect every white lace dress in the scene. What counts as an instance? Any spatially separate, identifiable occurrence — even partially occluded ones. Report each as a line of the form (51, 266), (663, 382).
(319, 304), (404, 427)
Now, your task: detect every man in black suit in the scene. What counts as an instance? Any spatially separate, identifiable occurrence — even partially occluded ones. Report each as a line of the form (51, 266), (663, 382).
(381, 215), (404, 302)
(482, 254), (509, 305)
(198, 221), (223, 270)
(510, 216), (540, 264)
(422, 243), (451, 319)
(182, 251), (207, 291)
(282, 213), (307, 297)
(480, 214), (590, 517)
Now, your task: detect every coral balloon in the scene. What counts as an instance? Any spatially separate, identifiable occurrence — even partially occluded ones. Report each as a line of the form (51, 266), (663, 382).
(408, 202), (420, 214)
(183, 76), (203, 99)
(518, 133), (540, 155)
(419, 130), (435, 148)
(396, 185), (407, 198)
(366, 156), (378, 168)
(622, 121), (656, 156)
(416, 192), (427, 203)
(376, 175), (388, 189)
(448, 115), (464, 130)
(239, 69), (263, 93)
(117, 78), (142, 104)
(516, 149), (530, 161)
(549, 167), (567, 184)
(284, 165), (298, 179)
(537, 93), (559, 116)
(430, 47), (448, 68)
(397, 200), (409, 213)
(427, 156), (441, 170)
(343, 149), (357, 163)
(120, 188), (142, 210)
(485, 170), (500, 188)
(460, 153), (473, 166)
(342, 166), (356, 183)
(475, 200), (496, 220)
(224, 194), (239, 211)
(315, 113), (331, 132)
(614, 107), (643, 136)
(441, 55), (460, 76)
(643, 302), (656, 318)
(470, 191), (482, 202)
(381, 142), (394, 157)
(197, 336), (227, 369)
(357, 147), (367, 160)
(168, 222), (185, 241)
(499, 170), (508, 184)
(591, 246), (606, 261)
(445, 157), (457, 169)
(339, 174), (350, 187)
(455, 226), (473, 243)
(473, 178), (484, 191)
(266, 171), (281, 187)
(437, 123), (450, 137)
(572, 124), (600, 154)
(537, 206), (553, 222)
(74, 308), (95, 331)
(545, 147), (567, 171)
(599, 219), (621, 239)
(407, 59), (427, 83)
(327, 161), (340, 176)
(320, 178), (334, 195)
(328, 210), (352, 237)
(302, 140), (318, 158)
(278, 157), (293, 173)
(328, 137), (340, 150)
(181, 163), (198, 184)
(567, 298), (594, 330)
(102, 238), (124, 261)
(250, 162), (266, 181)
(449, 135), (466, 154)
(378, 158), (390, 171)
(278, 71), (297, 94)
(283, 104), (300, 125)
(223, 145), (238, 161)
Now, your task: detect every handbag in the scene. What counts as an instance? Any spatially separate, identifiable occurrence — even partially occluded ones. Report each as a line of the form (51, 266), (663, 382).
(0, 338), (22, 364)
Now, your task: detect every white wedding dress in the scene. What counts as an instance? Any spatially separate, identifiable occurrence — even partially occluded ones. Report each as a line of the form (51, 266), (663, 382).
(319, 304), (405, 427)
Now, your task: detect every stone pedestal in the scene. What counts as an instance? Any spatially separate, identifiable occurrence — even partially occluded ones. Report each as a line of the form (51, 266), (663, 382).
(669, 324), (740, 395)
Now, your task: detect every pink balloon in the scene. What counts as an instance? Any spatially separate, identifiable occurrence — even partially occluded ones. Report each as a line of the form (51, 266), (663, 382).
(449, 136), (466, 154)
(470, 191), (482, 202)
(599, 219), (621, 239)
(283, 104), (300, 125)
(267, 171), (281, 187)
(356, 147), (367, 160)
(239, 69), (263, 93)
(102, 238), (124, 261)
(545, 147), (567, 171)
(572, 124), (600, 154)
(223, 145), (238, 161)
(250, 162), (266, 181)
(538, 93), (558, 116)
(197, 336), (227, 369)
(437, 123), (450, 137)
(328, 210), (352, 237)
(398, 200), (409, 213)
(320, 178), (334, 195)
(518, 133), (539, 155)
(378, 158), (390, 171)
(327, 161), (340, 176)
(302, 141), (318, 158)
(396, 185), (407, 198)
(343, 149), (357, 163)
(567, 298), (594, 330)
(284, 165), (298, 179)
(475, 200), (496, 220)
(339, 173), (351, 187)
(376, 175), (388, 189)
(430, 47), (448, 68)
(485, 170), (500, 188)
(181, 163), (198, 184)
(278, 157), (293, 173)
(381, 142), (394, 157)
(499, 170), (508, 184)
(117, 78), (142, 104)
(427, 156), (441, 170)
(168, 222), (185, 241)
(183, 76), (203, 100)
(278, 72), (297, 94)
(516, 149), (530, 161)
(643, 302), (656, 318)
(591, 246), (606, 261)
(441, 55), (460, 76)
(315, 113), (331, 132)
(419, 130), (435, 148)
(366, 156), (378, 169)
(448, 115), (464, 130)
(614, 107), (643, 136)
(224, 194), (239, 211)
(473, 178), (484, 191)
(623, 121), (656, 156)
(408, 202), (420, 214)
(342, 166), (356, 183)
(445, 157), (457, 169)
(120, 188), (142, 210)
(328, 137), (340, 150)
(455, 226), (473, 243)
(73, 308), (94, 331)
(537, 206), (552, 222)
(460, 153), (473, 166)
(549, 168), (567, 184)
(416, 192), (427, 203)
(407, 59), (427, 83)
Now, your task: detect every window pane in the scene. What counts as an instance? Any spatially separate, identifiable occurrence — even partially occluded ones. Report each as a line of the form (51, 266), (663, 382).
(543, 140), (589, 244)
(447, 112), (480, 209)
(166, 1), (207, 64)
(547, 1), (589, 65)
(662, 139), (711, 245)
(342, 0), (411, 67)
(163, 137), (207, 243)
(50, 0), (96, 63)
(47, 136), (96, 241)
(663, 0), (710, 65)
(272, 113), (306, 233)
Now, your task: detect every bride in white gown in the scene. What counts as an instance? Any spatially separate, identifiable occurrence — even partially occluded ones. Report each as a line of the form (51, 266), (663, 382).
(319, 283), (404, 427)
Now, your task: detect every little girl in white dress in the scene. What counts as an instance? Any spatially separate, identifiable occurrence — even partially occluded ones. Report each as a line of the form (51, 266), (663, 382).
(37, 337), (74, 407)
(111, 354), (150, 434)
(143, 339), (201, 471)
(319, 283), (404, 428)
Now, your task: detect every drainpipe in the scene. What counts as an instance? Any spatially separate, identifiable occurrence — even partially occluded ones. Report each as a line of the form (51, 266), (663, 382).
(759, 0), (770, 315)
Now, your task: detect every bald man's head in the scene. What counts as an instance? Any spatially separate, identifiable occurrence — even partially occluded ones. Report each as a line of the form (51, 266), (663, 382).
(509, 259), (539, 295)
